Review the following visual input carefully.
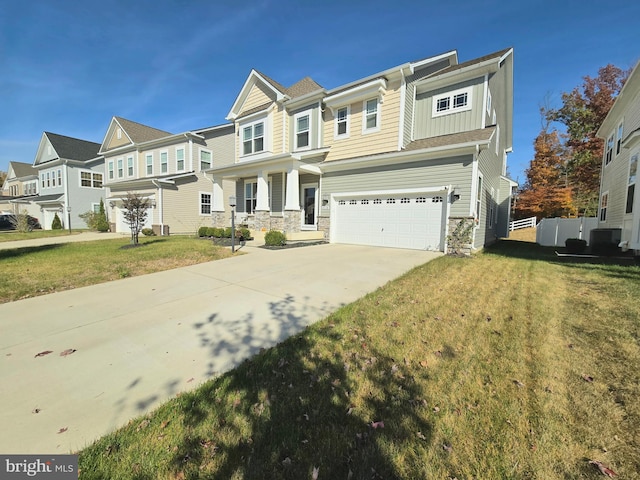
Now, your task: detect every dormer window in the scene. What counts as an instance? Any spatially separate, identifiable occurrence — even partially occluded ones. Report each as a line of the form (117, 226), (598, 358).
(243, 121), (264, 155)
(432, 86), (473, 117)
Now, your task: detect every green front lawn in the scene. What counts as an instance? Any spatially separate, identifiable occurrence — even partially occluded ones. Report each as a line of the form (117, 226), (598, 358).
(0, 236), (234, 303)
(78, 241), (640, 479)
(0, 229), (85, 242)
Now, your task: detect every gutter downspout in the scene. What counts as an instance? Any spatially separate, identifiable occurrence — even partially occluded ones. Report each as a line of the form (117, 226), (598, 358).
(63, 160), (70, 230)
(151, 179), (164, 236)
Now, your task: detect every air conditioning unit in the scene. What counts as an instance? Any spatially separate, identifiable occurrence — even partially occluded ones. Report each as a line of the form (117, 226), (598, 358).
(589, 228), (622, 255)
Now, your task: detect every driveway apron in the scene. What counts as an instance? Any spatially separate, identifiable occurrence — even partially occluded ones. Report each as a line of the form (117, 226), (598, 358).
(0, 244), (440, 453)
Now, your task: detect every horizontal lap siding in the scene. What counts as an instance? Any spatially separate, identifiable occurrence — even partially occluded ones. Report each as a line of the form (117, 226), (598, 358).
(273, 105), (286, 154)
(240, 83), (276, 114)
(323, 80), (402, 162)
(321, 156), (473, 218)
(162, 176), (212, 234)
(202, 127), (235, 168)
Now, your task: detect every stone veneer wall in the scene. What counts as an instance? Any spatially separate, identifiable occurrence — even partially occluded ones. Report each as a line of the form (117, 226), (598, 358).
(211, 212), (226, 228)
(284, 210), (302, 234)
(317, 216), (330, 240)
(447, 216), (475, 256)
(254, 211), (271, 231)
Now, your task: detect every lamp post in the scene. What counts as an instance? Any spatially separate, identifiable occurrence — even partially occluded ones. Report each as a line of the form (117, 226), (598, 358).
(229, 195), (236, 253)
(66, 206), (71, 234)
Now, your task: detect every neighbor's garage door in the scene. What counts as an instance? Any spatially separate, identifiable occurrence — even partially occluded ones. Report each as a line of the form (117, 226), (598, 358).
(116, 206), (152, 233)
(333, 192), (445, 250)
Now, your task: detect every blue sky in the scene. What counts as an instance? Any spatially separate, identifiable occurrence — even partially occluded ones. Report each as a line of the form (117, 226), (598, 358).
(1, 0), (638, 184)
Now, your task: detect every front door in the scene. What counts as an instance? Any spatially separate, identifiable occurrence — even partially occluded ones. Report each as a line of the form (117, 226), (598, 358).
(302, 184), (317, 228)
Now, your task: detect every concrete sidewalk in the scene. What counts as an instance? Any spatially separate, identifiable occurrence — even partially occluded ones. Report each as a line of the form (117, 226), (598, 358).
(0, 231), (123, 250)
(0, 244), (440, 454)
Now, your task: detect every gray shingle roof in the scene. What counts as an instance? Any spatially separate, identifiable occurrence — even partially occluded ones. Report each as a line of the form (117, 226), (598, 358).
(45, 132), (102, 161)
(404, 127), (496, 151)
(429, 48), (512, 77)
(9, 161), (37, 178)
(114, 117), (173, 144)
(286, 77), (323, 98)
(254, 70), (289, 95)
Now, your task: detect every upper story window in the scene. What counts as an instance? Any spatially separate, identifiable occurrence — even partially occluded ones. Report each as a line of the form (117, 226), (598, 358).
(363, 98), (380, 133)
(117, 158), (124, 178)
(56, 169), (62, 187)
(486, 89), (492, 115)
(605, 134), (614, 165)
(127, 156), (134, 177)
(243, 121), (265, 155)
(80, 171), (103, 189)
(176, 148), (185, 171)
(108, 161), (114, 180)
(616, 122), (624, 155)
(41, 173), (45, 188)
(200, 149), (212, 171)
(627, 151), (638, 214)
(600, 192), (609, 221)
(335, 106), (349, 138)
(146, 154), (153, 176)
(433, 86), (473, 117)
(46, 172), (51, 187)
(160, 151), (168, 174)
(476, 174), (483, 220)
(295, 112), (310, 150)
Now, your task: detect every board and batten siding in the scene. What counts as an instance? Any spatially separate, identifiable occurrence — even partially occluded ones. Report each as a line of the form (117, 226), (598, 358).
(414, 78), (484, 140)
(321, 155), (474, 219)
(323, 79), (402, 162)
(239, 83), (276, 116)
(403, 59), (453, 148)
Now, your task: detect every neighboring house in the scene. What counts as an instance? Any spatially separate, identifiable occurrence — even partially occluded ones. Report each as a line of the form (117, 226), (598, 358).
(99, 117), (234, 235)
(31, 132), (105, 229)
(208, 47), (515, 251)
(596, 60), (640, 251)
(0, 161), (39, 213)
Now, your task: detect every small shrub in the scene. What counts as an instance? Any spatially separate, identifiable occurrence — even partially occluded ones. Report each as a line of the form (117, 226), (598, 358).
(198, 226), (209, 237)
(205, 227), (217, 237)
(264, 230), (286, 246)
(51, 213), (63, 230)
(141, 228), (155, 237)
(565, 238), (587, 253)
(213, 227), (225, 238)
(238, 227), (251, 240)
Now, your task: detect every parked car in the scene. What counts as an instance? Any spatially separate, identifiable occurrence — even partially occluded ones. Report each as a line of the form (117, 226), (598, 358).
(0, 214), (42, 231)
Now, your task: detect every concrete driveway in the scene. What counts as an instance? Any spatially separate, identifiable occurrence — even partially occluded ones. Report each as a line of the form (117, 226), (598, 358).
(0, 244), (440, 454)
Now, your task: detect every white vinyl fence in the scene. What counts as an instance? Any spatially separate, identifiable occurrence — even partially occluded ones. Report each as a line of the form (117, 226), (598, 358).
(510, 216), (537, 231)
(536, 217), (598, 247)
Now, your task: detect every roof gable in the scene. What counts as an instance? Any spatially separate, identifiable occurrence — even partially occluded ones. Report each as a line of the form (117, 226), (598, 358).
(100, 117), (173, 153)
(9, 161), (37, 179)
(34, 132), (101, 166)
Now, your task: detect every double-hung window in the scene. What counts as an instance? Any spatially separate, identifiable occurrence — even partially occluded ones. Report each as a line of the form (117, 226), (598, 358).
(242, 122), (264, 155)
(335, 106), (349, 138)
(108, 161), (114, 180)
(433, 86), (473, 117)
(160, 151), (168, 174)
(146, 154), (153, 176)
(244, 179), (272, 214)
(200, 193), (211, 215)
(80, 171), (102, 188)
(81, 171), (92, 187)
(200, 149), (212, 171)
(176, 148), (185, 171)
(117, 158), (124, 178)
(627, 152), (638, 214)
(476, 174), (483, 220)
(46, 172), (50, 187)
(605, 134), (614, 165)
(616, 122), (624, 155)
(41, 173), (45, 188)
(295, 112), (310, 150)
(600, 192), (609, 222)
(363, 98), (379, 133)
(57, 169), (62, 186)
(127, 156), (134, 176)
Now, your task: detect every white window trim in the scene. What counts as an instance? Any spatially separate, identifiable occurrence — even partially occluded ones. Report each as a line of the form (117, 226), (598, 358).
(616, 121), (624, 156)
(108, 160), (114, 180)
(176, 147), (186, 172)
(294, 110), (312, 151)
(199, 148), (212, 171)
(199, 191), (212, 216)
(79, 169), (102, 189)
(486, 88), (492, 115)
(243, 178), (272, 214)
(117, 158), (124, 178)
(600, 191), (609, 222)
(240, 116), (269, 158)
(432, 86), (473, 118)
(160, 150), (169, 174)
(475, 172), (483, 222)
(334, 106), (350, 139)
(626, 150), (638, 214)
(362, 98), (381, 134)
(145, 153), (154, 176)
(127, 156), (134, 177)
(605, 133), (614, 166)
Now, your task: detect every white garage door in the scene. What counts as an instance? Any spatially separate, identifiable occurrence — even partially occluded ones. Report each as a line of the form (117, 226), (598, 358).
(116, 207), (152, 233)
(333, 192), (446, 250)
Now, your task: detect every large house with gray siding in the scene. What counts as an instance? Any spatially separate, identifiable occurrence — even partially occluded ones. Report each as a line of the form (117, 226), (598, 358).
(596, 60), (640, 251)
(0, 161), (39, 213)
(99, 117), (235, 235)
(207, 48), (516, 251)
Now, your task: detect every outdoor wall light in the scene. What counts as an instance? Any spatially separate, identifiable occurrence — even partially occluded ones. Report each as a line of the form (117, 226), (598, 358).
(452, 187), (461, 200)
(109, 201), (115, 208)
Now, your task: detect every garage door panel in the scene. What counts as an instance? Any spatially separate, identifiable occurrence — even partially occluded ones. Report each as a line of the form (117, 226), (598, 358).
(334, 192), (444, 251)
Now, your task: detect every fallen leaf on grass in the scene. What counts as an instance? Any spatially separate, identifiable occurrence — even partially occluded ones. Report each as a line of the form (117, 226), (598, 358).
(442, 443), (452, 453)
(160, 420), (170, 429)
(417, 431), (427, 440)
(57, 427), (68, 434)
(582, 374), (594, 382)
(136, 419), (150, 431)
(371, 421), (384, 429)
(282, 457), (291, 466)
(312, 466), (319, 479)
(60, 349), (76, 357)
(589, 460), (617, 477)
(513, 379), (525, 388)
(419, 361), (428, 368)
(35, 351), (53, 358)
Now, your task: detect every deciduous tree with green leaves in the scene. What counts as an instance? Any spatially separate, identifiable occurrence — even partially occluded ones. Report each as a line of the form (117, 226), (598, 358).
(122, 192), (150, 245)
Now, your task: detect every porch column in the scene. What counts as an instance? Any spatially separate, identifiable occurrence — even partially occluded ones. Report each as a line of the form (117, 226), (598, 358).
(211, 177), (225, 211)
(256, 170), (270, 211)
(284, 166), (300, 210)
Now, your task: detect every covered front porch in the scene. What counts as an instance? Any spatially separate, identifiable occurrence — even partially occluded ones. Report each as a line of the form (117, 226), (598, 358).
(207, 153), (327, 240)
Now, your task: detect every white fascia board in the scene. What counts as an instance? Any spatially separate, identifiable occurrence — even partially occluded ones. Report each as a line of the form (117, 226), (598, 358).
(227, 70), (288, 121)
(283, 89), (326, 110)
(332, 185), (448, 198)
(499, 48), (513, 65)
(324, 79), (387, 113)
(237, 104), (275, 124)
(208, 153), (294, 175)
(292, 147), (330, 161)
(597, 60), (640, 137)
(409, 50), (458, 73)
(500, 175), (518, 187)
(623, 128), (640, 150)
(195, 123), (234, 134)
(33, 132), (51, 165)
(320, 141), (486, 173)
(98, 117), (134, 155)
(414, 59), (500, 94)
